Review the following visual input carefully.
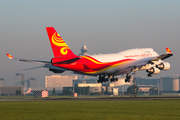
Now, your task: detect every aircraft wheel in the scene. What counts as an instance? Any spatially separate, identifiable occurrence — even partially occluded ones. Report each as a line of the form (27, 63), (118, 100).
(110, 78), (114, 82)
(148, 74), (152, 77)
(128, 75), (132, 79)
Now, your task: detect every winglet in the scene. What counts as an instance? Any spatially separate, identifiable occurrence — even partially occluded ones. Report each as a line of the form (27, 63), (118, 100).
(6, 53), (14, 59)
(166, 48), (172, 53)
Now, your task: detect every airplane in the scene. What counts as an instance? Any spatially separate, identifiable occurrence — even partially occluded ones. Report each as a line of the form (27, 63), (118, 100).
(6, 27), (173, 83)
(24, 88), (32, 94)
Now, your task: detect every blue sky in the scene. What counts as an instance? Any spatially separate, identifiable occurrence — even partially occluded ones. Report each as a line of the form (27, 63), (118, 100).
(0, 0), (180, 87)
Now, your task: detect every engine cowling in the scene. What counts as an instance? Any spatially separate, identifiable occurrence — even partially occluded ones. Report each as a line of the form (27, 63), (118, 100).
(156, 62), (170, 71)
(146, 67), (161, 74)
(49, 69), (65, 73)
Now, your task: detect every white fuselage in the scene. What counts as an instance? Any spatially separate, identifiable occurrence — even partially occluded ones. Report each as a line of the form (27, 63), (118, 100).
(89, 48), (159, 75)
(91, 48), (158, 62)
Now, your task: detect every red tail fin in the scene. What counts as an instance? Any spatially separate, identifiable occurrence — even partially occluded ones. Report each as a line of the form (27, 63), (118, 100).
(46, 27), (77, 58)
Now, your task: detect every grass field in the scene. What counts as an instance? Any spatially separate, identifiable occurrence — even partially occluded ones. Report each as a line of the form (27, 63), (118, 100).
(0, 99), (180, 120)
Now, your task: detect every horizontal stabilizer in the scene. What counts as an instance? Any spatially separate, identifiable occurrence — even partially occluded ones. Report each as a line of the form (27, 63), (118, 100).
(52, 57), (81, 64)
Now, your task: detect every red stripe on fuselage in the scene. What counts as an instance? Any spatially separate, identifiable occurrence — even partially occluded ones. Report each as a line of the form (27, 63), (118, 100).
(92, 58), (134, 71)
(53, 56), (135, 74)
(82, 56), (103, 63)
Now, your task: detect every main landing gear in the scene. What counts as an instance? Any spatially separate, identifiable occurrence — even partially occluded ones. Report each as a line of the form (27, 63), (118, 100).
(125, 74), (132, 82)
(97, 75), (118, 83)
(147, 73), (152, 77)
(110, 75), (118, 82)
(97, 75), (108, 83)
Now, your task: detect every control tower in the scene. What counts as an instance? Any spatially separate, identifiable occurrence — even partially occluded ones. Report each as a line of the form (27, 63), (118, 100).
(79, 45), (89, 79)
(78, 45), (89, 56)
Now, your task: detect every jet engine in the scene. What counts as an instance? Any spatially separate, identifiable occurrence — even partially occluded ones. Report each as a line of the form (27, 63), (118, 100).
(49, 69), (65, 73)
(156, 62), (170, 71)
(146, 67), (161, 74)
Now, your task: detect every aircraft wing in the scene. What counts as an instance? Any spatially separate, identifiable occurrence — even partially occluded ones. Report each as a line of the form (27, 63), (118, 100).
(150, 48), (173, 61)
(115, 48), (173, 75)
(137, 47), (173, 71)
(6, 53), (67, 71)
(6, 53), (51, 64)
(150, 53), (173, 61)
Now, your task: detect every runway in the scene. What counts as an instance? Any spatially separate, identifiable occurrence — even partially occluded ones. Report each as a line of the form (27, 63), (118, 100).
(0, 97), (180, 101)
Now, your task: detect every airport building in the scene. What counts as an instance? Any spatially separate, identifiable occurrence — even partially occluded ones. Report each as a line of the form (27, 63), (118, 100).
(86, 78), (97, 83)
(45, 75), (77, 93)
(136, 77), (160, 86)
(14, 73), (24, 86)
(107, 77), (131, 95)
(138, 85), (155, 94)
(27, 77), (37, 88)
(135, 75), (180, 95)
(73, 76), (131, 95)
(73, 78), (98, 87)
(0, 78), (5, 86)
(44, 74), (180, 95)
(0, 86), (24, 96)
(160, 76), (179, 93)
(76, 83), (102, 95)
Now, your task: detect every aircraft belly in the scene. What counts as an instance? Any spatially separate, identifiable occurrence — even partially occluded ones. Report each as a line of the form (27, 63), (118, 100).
(104, 67), (117, 74)
(103, 61), (135, 75)
(105, 59), (148, 75)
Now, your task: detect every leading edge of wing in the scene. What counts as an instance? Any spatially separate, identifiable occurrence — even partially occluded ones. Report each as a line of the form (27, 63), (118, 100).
(6, 53), (51, 64)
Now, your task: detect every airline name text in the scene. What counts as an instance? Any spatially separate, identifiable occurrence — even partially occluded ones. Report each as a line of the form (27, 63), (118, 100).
(124, 53), (151, 58)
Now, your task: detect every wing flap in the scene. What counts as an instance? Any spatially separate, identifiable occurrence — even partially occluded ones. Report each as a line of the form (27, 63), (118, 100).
(52, 57), (81, 64)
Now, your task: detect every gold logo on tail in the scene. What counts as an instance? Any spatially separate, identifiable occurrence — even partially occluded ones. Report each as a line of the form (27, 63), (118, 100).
(51, 32), (69, 55)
